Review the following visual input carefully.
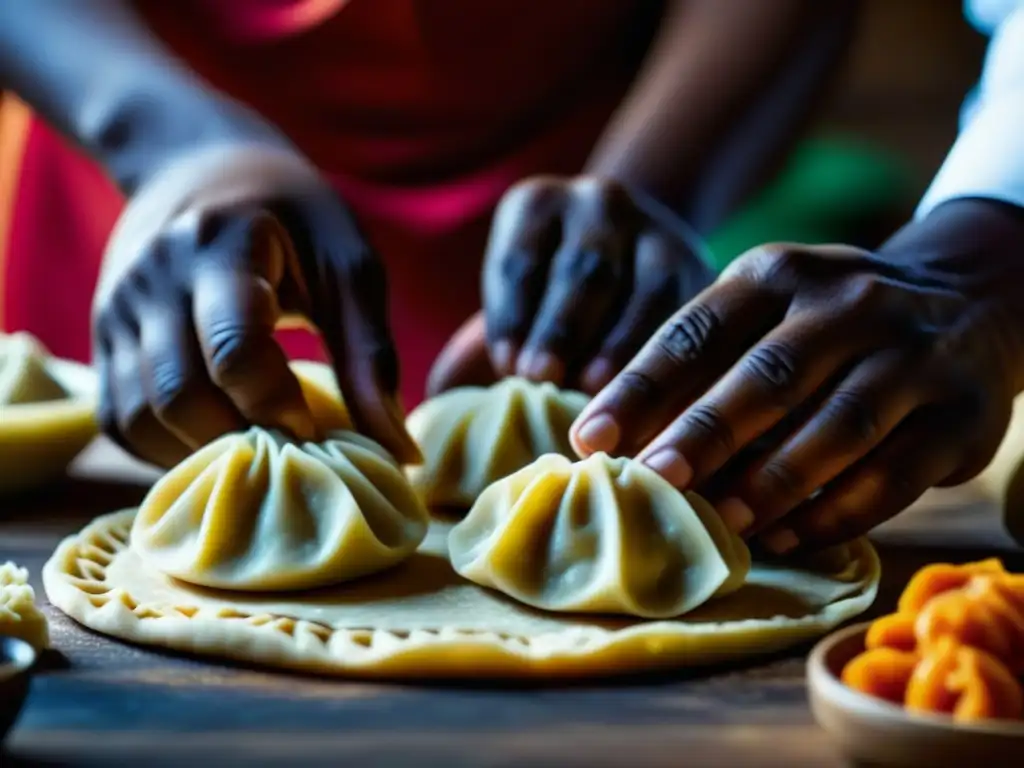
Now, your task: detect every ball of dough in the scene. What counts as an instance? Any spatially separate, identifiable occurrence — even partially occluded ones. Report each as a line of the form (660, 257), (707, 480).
(0, 562), (50, 650)
(406, 378), (589, 509)
(449, 452), (751, 619)
(132, 428), (430, 591)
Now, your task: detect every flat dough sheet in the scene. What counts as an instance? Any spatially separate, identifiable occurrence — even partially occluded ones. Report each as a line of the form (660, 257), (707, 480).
(44, 509), (880, 679)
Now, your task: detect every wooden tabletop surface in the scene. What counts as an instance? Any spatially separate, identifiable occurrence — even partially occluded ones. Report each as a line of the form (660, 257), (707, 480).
(1, 440), (1021, 768)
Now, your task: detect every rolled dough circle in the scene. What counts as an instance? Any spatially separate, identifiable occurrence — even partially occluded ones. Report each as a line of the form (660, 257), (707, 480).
(44, 510), (880, 679)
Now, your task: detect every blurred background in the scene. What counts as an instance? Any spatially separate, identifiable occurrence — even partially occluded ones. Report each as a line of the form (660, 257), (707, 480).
(701, 0), (989, 267)
(822, 0), (986, 202)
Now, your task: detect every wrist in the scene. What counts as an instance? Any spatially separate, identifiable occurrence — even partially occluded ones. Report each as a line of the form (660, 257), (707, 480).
(82, 73), (288, 196)
(878, 197), (1024, 390)
(877, 198), (1024, 276)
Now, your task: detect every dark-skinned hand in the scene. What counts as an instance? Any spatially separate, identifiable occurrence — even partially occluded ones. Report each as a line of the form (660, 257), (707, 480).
(427, 175), (715, 396)
(92, 143), (420, 468)
(571, 198), (1024, 555)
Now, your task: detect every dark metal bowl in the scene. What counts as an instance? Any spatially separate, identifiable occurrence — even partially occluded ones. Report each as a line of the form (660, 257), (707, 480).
(0, 636), (37, 744)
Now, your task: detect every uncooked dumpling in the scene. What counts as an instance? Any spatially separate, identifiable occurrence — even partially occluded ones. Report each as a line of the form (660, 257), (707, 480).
(0, 332), (69, 404)
(449, 452), (751, 619)
(132, 427), (430, 591)
(0, 561), (50, 649)
(406, 378), (589, 509)
(0, 332), (98, 494)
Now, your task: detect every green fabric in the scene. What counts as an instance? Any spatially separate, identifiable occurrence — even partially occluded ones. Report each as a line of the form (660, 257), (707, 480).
(705, 137), (917, 271)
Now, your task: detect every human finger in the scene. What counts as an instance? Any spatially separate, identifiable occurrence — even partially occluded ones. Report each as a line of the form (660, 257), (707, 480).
(718, 350), (932, 536)
(634, 280), (893, 493)
(757, 409), (967, 554)
(482, 178), (565, 377)
(579, 230), (690, 394)
(138, 300), (245, 449)
(188, 211), (316, 441)
(517, 179), (632, 385)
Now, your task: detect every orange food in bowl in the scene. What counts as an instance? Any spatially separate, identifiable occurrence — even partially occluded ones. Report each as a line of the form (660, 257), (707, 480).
(897, 559), (1007, 614)
(841, 646), (918, 704)
(905, 638), (1023, 723)
(865, 612), (917, 653)
(915, 575), (1024, 674)
(840, 558), (1024, 723)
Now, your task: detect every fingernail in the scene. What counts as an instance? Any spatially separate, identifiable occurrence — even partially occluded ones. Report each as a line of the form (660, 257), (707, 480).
(642, 449), (693, 488)
(492, 340), (516, 376)
(718, 497), (755, 534)
(581, 358), (615, 393)
(517, 351), (563, 384)
(574, 413), (620, 454)
(760, 527), (799, 555)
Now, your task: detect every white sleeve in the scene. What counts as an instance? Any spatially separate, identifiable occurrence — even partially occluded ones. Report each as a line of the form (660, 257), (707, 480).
(916, 6), (1024, 219)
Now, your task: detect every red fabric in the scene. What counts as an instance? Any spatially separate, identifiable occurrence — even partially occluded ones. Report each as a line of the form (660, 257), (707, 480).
(2, 0), (650, 406)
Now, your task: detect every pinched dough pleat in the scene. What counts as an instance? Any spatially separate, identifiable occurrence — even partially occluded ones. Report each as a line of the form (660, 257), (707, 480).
(406, 378), (589, 509)
(132, 428), (429, 591)
(449, 453), (751, 619)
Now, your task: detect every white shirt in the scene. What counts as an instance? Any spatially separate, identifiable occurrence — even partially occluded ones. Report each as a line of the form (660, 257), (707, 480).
(916, 0), (1024, 218)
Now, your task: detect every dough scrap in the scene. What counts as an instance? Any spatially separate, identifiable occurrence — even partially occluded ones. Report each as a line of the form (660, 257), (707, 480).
(45, 509), (880, 679)
(0, 332), (98, 494)
(406, 378), (589, 509)
(132, 427), (429, 591)
(0, 561), (50, 649)
(450, 453), (751, 618)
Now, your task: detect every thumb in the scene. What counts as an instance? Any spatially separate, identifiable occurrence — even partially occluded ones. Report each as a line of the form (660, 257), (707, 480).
(426, 312), (498, 397)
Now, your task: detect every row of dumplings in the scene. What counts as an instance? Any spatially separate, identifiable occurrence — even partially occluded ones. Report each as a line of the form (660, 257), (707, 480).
(0, 334), (750, 622)
(132, 374), (752, 620)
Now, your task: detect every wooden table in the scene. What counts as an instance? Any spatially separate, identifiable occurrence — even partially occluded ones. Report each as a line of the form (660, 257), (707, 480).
(2, 440), (1021, 768)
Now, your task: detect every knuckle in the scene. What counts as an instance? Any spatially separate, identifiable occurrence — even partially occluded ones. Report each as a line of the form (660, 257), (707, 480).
(837, 274), (887, 314)
(751, 458), (808, 503)
(655, 304), (721, 366)
(501, 177), (562, 218)
(728, 243), (804, 284)
(741, 341), (801, 401)
(821, 390), (882, 446)
(204, 323), (259, 384)
(615, 368), (664, 405)
(681, 402), (736, 456)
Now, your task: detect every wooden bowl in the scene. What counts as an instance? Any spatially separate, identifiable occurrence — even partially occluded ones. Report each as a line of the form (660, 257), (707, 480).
(0, 636), (36, 744)
(808, 621), (1024, 767)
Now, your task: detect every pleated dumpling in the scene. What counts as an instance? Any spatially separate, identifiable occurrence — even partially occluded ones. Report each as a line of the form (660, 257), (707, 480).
(449, 452), (751, 619)
(131, 427), (429, 591)
(406, 378), (589, 509)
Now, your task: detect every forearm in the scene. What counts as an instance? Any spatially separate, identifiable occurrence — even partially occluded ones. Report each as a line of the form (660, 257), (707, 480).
(586, 0), (859, 231)
(0, 0), (280, 195)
